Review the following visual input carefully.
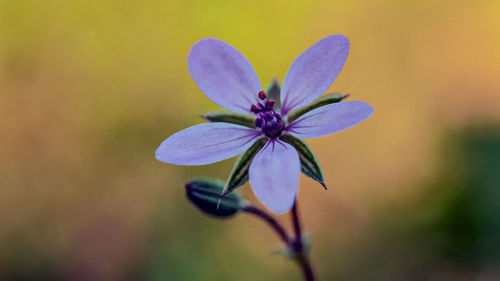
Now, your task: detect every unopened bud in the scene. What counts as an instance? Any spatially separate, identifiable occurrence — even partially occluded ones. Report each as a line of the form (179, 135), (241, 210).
(185, 179), (243, 218)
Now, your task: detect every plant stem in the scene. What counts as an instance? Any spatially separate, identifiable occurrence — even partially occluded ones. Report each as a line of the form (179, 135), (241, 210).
(242, 202), (316, 281)
(291, 200), (302, 244)
(291, 200), (315, 281)
(242, 205), (290, 245)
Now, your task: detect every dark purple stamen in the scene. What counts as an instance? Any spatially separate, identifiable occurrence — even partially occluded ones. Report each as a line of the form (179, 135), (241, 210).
(255, 118), (263, 128)
(251, 105), (261, 114)
(250, 91), (284, 138)
(265, 100), (275, 109)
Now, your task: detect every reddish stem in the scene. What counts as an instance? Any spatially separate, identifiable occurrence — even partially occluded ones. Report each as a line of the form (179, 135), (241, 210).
(291, 200), (315, 281)
(242, 205), (290, 245)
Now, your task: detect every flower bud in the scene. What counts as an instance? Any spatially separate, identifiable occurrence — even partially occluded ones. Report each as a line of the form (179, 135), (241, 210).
(185, 179), (243, 218)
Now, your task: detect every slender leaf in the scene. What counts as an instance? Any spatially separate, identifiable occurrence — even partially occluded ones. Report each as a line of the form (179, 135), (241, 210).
(286, 93), (348, 124)
(185, 179), (243, 218)
(220, 137), (268, 197)
(202, 111), (256, 128)
(280, 134), (326, 189)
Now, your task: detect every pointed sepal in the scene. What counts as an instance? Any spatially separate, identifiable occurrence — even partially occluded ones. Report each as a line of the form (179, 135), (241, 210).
(185, 179), (243, 218)
(220, 137), (268, 197)
(286, 93), (349, 124)
(202, 111), (256, 128)
(280, 134), (326, 189)
(266, 79), (281, 111)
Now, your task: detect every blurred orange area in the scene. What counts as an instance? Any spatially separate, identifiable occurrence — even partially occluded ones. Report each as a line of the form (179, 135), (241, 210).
(1, 0), (499, 280)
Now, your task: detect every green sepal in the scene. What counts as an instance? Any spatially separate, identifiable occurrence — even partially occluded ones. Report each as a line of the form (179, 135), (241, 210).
(273, 247), (295, 259)
(286, 93), (349, 124)
(202, 111), (256, 128)
(300, 234), (312, 257)
(185, 179), (243, 218)
(280, 134), (327, 189)
(274, 235), (312, 260)
(220, 137), (268, 198)
(266, 79), (281, 111)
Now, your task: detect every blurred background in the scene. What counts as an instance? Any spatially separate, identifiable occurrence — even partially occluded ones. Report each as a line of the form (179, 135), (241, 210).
(1, 0), (500, 280)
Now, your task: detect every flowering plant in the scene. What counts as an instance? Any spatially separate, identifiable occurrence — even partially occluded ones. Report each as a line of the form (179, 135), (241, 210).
(156, 35), (373, 213)
(156, 35), (372, 280)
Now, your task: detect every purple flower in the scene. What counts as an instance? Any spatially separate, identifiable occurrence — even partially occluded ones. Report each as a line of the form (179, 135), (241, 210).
(156, 35), (373, 214)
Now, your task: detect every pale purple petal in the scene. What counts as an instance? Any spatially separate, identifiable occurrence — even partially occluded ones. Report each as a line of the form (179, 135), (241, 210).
(287, 101), (373, 139)
(249, 140), (300, 214)
(188, 38), (262, 114)
(280, 35), (350, 116)
(156, 123), (261, 165)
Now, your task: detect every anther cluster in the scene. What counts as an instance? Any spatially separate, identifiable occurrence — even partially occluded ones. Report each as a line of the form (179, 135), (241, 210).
(250, 91), (284, 138)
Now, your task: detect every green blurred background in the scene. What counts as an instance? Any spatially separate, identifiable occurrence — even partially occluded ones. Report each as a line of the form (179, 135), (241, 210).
(1, 0), (500, 280)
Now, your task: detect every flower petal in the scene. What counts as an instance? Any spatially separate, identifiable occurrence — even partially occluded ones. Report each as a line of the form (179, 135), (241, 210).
(280, 35), (350, 116)
(188, 38), (262, 114)
(156, 123), (261, 165)
(287, 101), (373, 139)
(249, 140), (300, 214)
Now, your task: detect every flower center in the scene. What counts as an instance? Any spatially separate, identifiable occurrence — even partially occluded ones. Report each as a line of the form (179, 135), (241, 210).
(250, 91), (284, 138)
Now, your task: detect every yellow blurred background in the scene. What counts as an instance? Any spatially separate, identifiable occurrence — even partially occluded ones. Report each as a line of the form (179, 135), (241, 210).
(1, 0), (500, 280)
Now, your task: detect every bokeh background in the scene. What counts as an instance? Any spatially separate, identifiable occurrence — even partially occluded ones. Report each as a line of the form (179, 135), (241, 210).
(1, 0), (500, 280)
